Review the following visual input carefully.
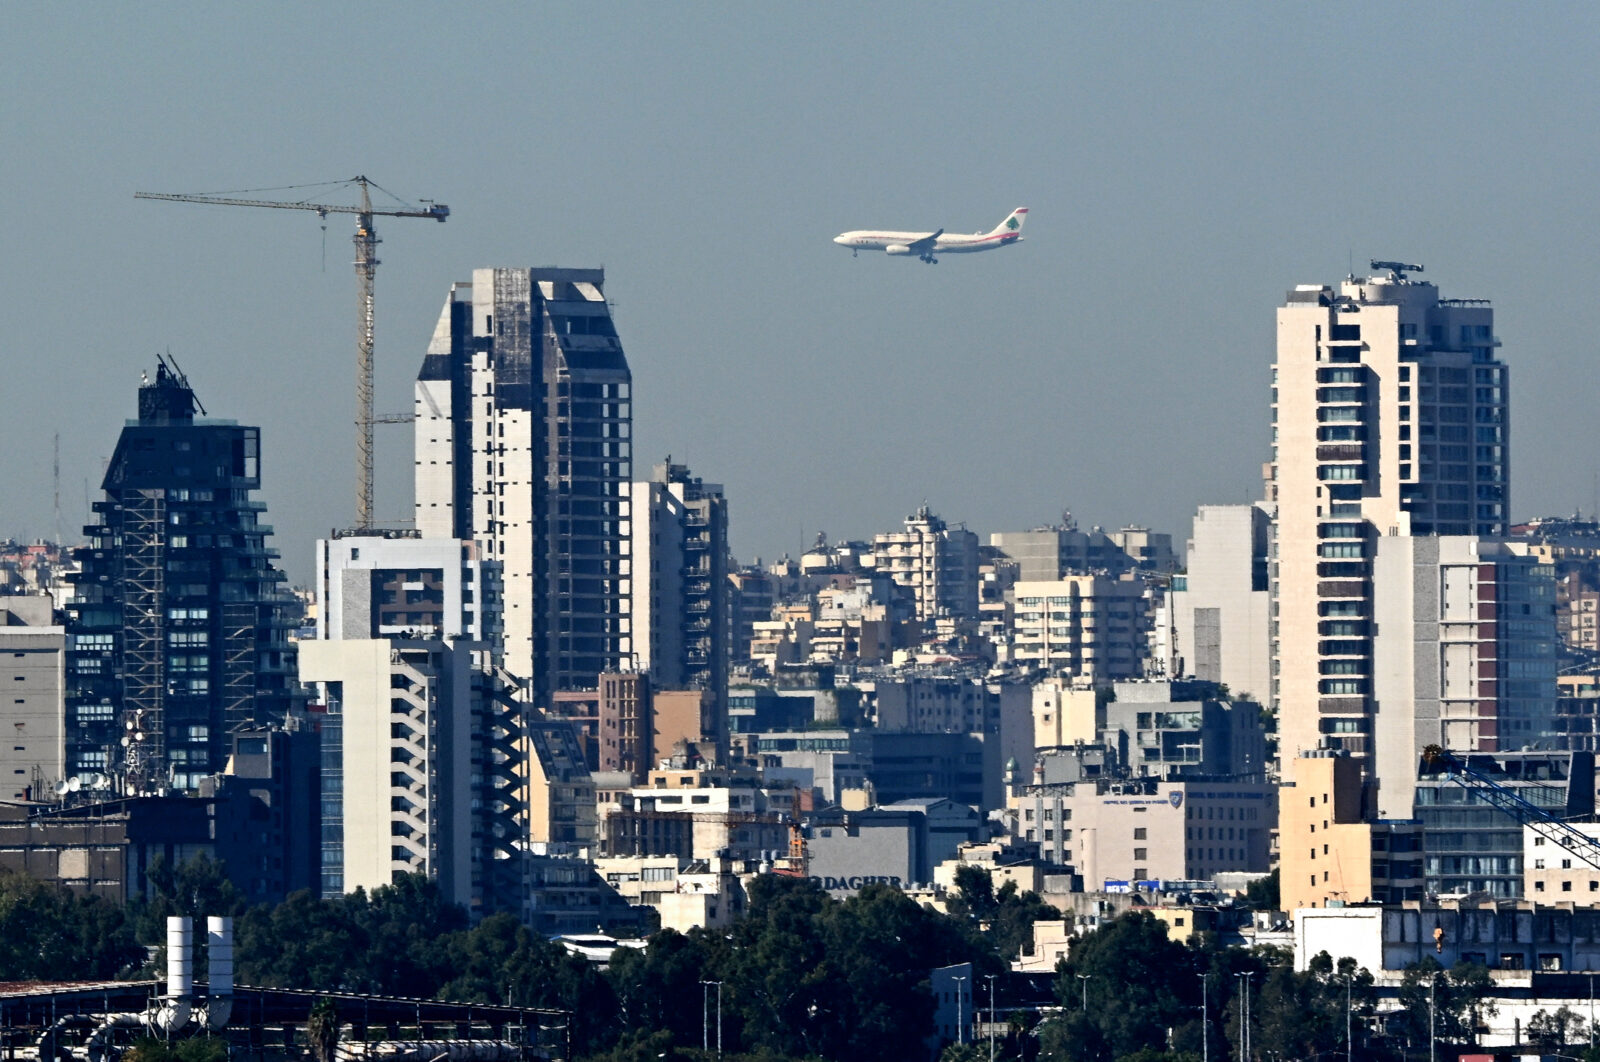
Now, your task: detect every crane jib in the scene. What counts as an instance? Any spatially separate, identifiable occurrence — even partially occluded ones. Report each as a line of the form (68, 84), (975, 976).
(133, 179), (449, 529)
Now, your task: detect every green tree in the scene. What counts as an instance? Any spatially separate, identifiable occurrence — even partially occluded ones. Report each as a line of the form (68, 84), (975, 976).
(123, 1036), (228, 1062)
(945, 867), (1059, 965)
(1053, 912), (1197, 1062)
(988, 881), (1061, 966)
(234, 888), (369, 990)
(0, 869), (141, 980)
(1241, 870), (1278, 911)
(136, 853), (245, 935)
(948, 865), (998, 921)
(1394, 958), (1498, 1045)
(608, 927), (719, 1049)
(1528, 1006), (1587, 1049)
(711, 876), (983, 1061)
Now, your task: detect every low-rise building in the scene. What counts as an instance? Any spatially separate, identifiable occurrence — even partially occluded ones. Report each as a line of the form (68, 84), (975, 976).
(0, 598), (63, 801)
(1008, 771), (1274, 884)
(1524, 822), (1600, 900)
(1279, 750), (1424, 913)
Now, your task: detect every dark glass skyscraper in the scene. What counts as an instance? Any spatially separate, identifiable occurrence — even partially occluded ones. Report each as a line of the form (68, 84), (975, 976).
(66, 363), (298, 791)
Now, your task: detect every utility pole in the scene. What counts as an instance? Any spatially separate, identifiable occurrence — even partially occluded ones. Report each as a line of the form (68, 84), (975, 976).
(1200, 975), (1208, 1062)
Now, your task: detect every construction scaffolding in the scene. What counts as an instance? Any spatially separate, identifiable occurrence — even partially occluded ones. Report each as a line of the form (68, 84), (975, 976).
(119, 488), (167, 790)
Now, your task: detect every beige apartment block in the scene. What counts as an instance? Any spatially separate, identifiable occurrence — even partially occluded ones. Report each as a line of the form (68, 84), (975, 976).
(1280, 751), (1423, 914)
(1272, 268), (1506, 770)
(1007, 576), (1150, 683)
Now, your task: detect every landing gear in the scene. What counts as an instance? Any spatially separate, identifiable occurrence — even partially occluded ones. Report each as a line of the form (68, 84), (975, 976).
(920, 254), (939, 264)
(852, 249), (858, 257)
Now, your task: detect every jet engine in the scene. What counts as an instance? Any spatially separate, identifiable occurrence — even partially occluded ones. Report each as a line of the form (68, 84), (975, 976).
(884, 244), (913, 256)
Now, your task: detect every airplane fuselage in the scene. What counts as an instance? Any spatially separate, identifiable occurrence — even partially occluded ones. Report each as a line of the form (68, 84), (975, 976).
(832, 230), (1022, 254)
(833, 208), (1027, 262)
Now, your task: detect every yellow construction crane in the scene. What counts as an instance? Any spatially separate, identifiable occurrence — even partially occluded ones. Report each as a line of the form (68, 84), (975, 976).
(135, 177), (449, 530)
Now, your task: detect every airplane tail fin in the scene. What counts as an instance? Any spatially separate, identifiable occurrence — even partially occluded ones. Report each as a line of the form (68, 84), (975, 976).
(990, 207), (1028, 236)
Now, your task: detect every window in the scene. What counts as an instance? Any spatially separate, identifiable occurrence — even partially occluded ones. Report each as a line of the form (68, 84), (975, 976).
(1134, 827), (1147, 840)
(1133, 848), (1148, 861)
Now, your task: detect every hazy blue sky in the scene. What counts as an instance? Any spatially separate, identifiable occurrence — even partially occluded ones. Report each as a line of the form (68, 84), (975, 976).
(5, 4), (1600, 584)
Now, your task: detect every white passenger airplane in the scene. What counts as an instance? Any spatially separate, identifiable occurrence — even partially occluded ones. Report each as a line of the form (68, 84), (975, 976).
(833, 207), (1028, 263)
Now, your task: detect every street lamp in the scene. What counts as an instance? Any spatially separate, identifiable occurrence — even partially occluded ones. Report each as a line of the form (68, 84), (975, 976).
(1198, 974), (1208, 1062)
(1076, 974), (1092, 1012)
(1344, 973), (1353, 1062)
(986, 973), (997, 1062)
(1236, 972), (1254, 1062)
(1428, 974), (1438, 1062)
(700, 981), (723, 1059)
(953, 975), (968, 1044)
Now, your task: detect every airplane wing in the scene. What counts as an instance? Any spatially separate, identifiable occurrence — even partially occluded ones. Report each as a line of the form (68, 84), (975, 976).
(907, 229), (943, 252)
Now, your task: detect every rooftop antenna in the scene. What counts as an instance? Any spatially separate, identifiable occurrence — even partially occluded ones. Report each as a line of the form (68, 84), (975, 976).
(52, 433), (61, 548)
(157, 350), (207, 415)
(1370, 260), (1424, 280)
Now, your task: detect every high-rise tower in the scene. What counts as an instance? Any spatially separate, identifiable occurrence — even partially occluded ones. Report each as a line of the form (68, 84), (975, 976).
(1270, 265), (1508, 768)
(630, 459), (729, 741)
(66, 363), (299, 791)
(415, 268), (632, 700)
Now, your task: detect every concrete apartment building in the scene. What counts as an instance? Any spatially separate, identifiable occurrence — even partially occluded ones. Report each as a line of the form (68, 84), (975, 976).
(415, 267), (633, 698)
(1008, 772), (1274, 886)
(315, 532), (502, 649)
(1271, 266), (1508, 769)
(301, 532), (523, 913)
(1170, 504), (1272, 702)
(630, 459), (729, 741)
(1102, 680), (1268, 782)
(1279, 750), (1424, 913)
(1006, 575), (1150, 682)
(0, 597), (63, 801)
(990, 523), (1175, 581)
(1371, 536), (1558, 820)
(873, 506), (980, 621)
(1524, 822), (1600, 900)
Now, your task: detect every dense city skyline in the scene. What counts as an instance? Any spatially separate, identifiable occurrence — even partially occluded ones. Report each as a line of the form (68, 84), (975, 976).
(6, 7), (1600, 585)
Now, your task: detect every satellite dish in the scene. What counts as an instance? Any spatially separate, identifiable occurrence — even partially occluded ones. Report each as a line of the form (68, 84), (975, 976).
(90, 773), (107, 789)
(53, 780), (69, 796)
(119, 736), (130, 747)
(125, 719), (135, 730)
(67, 777), (82, 792)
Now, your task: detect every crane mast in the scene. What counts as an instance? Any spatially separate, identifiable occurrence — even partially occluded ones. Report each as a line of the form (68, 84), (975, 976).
(135, 177), (449, 529)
